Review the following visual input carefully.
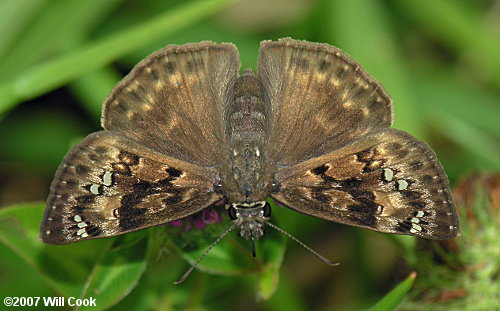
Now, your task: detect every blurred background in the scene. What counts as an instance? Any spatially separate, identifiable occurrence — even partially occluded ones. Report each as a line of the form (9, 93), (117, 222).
(0, 0), (499, 310)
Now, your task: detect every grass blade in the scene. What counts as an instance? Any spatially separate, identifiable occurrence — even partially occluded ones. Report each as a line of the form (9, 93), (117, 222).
(0, 0), (235, 116)
(370, 272), (417, 311)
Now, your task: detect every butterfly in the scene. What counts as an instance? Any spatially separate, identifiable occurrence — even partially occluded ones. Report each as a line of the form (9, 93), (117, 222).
(40, 38), (459, 247)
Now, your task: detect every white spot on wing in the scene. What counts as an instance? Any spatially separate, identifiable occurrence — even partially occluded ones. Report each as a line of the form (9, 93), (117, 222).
(102, 171), (113, 186)
(383, 168), (393, 182)
(411, 223), (422, 232)
(90, 184), (100, 195)
(397, 179), (409, 190)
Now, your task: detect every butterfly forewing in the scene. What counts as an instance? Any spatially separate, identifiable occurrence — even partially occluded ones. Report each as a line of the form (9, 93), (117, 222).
(258, 38), (393, 166)
(41, 131), (222, 244)
(272, 129), (459, 239)
(102, 42), (240, 166)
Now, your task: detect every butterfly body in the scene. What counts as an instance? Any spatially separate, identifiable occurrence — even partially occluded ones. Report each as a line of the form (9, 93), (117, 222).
(41, 38), (459, 245)
(225, 69), (271, 203)
(228, 201), (271, 240)
(224, 69), (275, 240)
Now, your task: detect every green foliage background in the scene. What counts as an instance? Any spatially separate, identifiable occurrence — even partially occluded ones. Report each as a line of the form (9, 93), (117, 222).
(0, 0), (499, 310)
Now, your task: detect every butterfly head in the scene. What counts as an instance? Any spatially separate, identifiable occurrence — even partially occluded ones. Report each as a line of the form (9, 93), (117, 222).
(228, 201), (271, 240)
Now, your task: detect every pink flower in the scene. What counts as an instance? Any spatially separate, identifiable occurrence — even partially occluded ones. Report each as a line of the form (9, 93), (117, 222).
(168, 206), (223, 231)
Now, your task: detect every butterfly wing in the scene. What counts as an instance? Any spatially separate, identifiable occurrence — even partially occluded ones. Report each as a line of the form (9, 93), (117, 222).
(271, 129), (459, 239)
(41, 131), (222, 244)
(102, 42), (240, 166)
(258, 38), (392, 166)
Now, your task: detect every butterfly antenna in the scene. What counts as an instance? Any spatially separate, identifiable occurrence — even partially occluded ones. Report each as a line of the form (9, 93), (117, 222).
(174, 224), (237, 285)
(265, 221), (339, 266)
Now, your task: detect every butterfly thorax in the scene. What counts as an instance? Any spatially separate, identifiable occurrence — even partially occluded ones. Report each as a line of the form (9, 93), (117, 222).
(228, 201), (271, 240)
(224, 69), (271, 202)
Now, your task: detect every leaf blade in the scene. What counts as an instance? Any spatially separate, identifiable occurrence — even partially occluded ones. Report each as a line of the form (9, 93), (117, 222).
(370, 272), (417, 311)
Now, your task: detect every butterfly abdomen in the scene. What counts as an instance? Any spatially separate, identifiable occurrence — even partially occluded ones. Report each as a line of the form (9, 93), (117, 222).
(226, 70), (267, 142)
(225, 70), (270, 202)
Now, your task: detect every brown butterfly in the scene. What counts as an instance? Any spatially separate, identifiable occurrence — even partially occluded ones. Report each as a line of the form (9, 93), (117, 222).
(40, 38), (459, 248)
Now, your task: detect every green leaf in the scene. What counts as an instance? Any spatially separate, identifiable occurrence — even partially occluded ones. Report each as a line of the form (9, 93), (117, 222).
(0, 0), (235, 117)
(414, 69), (500, 139)
(0, 0), (124, 78)
(0, 0), (48, 60)
(78, 235), (148, 311)
(69, 69), (122, 120)
(435, 112), (500, 170)
(0, 109), (89, 166)
(0, 203), (106, 297)
(173, 214), (286, 300)
(264, 274), (308, 311)
(256, 221), (286, 301)
(175, 227), (264, 277)
(370, 272), (416, 311)
(328, 0), (422, 137)
(0, 203), (147, 308)
(396, 0), (500, 87)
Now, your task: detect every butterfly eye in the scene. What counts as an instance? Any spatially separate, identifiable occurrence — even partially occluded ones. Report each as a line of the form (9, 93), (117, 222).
(228, 205), (238, 220)
(263, 202), (271, 217)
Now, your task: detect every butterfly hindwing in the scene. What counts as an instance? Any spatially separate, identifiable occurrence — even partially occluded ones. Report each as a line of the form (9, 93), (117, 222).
(102, 42), (240, 166)
(258, 38), (393, 166)
(41, 131), (222, 244)
(271, 129), (459, 239)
